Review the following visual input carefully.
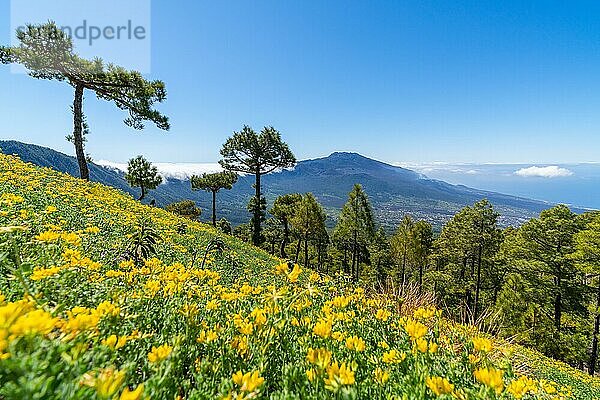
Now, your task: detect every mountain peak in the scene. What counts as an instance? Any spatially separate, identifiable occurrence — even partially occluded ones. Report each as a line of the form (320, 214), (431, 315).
(329, 151), (361, 157)
(327, 151), (370, 161)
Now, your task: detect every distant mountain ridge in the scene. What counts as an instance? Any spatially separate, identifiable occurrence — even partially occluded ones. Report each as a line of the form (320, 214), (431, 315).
(0, 140), (554, 228)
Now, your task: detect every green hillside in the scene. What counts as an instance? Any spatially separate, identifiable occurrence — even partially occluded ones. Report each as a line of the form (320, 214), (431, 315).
(0, 153), (598, 399)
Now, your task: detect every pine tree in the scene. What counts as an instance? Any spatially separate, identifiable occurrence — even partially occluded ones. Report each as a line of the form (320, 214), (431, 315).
(191, 171), (238, 226)
(572, 213), (600, 374)
(412, 220), (434, 292)
(506, 205), (582, 331)
(432, 200), (500, 319)
(391, 215), (415, 294)
(501, 205), (587, 362)
(334, 184), (375, 281)
(125, 156), (162, 201)
(1, 22), (169, 180)
(271, 193), (302, 258)
(290, 193), (327, 268)
(220, 125), (295, 245)
(263, 218), (285, 255)
(165, 200), (201, 220)
(369, 228), (394, 288)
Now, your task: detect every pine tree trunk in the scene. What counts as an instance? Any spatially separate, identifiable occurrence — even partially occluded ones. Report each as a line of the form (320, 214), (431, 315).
(138, 184), (146, 201)
(280, 220), (289, 258)
(72, 84), (89, 181)
(317, 241), (322, 270)
(474, 244), (483, 320)
(294, 237), (301, 263)
(352, 232), (358, 281)
(211, 190), (217, 226)
(589, 280), (600, 376)
(401, 250), (406, 296)
(555, 268), (563, 331)
(304, 237), (309, 268)
(252, 171), (262, 246)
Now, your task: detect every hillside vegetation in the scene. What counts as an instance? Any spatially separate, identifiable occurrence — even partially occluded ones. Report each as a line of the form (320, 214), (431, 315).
(0, 153), (599, 399)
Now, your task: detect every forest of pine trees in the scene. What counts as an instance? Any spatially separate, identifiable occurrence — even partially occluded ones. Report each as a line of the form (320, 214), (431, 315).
(253, 189), (600, 375)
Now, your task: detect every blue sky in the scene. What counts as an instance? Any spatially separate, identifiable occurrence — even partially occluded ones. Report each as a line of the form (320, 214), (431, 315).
(2, 1), (600, 165)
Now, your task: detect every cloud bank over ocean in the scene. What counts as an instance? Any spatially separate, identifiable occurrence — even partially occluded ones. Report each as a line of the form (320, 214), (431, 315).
(97, 160), (222, 180)
(514, 166), (573, 178)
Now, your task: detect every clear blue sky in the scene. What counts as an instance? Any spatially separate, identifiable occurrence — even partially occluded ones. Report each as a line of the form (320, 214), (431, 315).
(2, 1), (600, 164)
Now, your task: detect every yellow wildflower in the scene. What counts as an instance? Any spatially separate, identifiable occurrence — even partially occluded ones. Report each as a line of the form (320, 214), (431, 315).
(313, 319), (332, 338)
(306, 347), (332, 369)
(382, 349), (406, 364)
(232, 370), (264, 393)
(30, 266), (62, 280)
(9, 309), (58, 337)
(507, 376), (536, 399)
(539, 379), (557, 394)
(35, 230), (60, 243)
(345, 335), (366, 352)
(231, 335), (248, 355)
(205, 299), (219, 311)
(197, 329), (218, 344)
(234, 314), (254, 335)
(404, 318), (428, 341)
(95, 301), (120, 318)
(306, 368), (317, 382)
(287, 264), (302, 283)
(275, 262), (289, 275)
(373, 368), (390, 385)
(324, 362), (355, 392)
(375, 309), (391, 321)
(81, 367), (126, 398)
(426, 376), (454, 396)
(414, 307), (437, 320)
(474, 368), (504, 394)
(148, 344), (172, 363)
(250, 307), (267, 327)
(61, 232), (82, 246)
(472, 336), (493, 353)
(119, 384), (144, 400)
(332, 296), (350, 309)
(103, 335), (127, 350)
(415, 337), (428, 353)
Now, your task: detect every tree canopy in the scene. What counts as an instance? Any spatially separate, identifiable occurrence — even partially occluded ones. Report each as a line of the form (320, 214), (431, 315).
(125, 156), (162, 201)
(0, 22), (169, 180)
(191, 171), (238, 226)
(165, 200), (201, 220)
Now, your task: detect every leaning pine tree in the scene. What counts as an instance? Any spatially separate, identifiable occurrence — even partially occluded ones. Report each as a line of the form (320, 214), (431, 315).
(191, 171), (238, 226)
(220, 125), (295, 246)
(0, 22), (169, 180)
(125, 156), (162, 201)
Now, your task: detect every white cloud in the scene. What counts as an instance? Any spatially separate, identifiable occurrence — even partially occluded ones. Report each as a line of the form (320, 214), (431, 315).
(96, 160), (222, 180)
(394, 162), (480, 175)
(514, 166), (573, 178)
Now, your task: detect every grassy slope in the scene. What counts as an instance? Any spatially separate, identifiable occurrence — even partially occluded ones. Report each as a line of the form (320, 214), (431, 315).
(0, 153), (598, 399)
